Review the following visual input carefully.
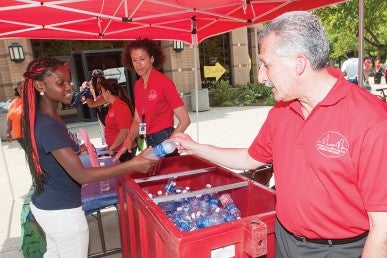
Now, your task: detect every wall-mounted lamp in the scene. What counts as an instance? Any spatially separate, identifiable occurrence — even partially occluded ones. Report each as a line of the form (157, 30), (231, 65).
(172, 40), (184, 53)
(8, 42), (25, 63)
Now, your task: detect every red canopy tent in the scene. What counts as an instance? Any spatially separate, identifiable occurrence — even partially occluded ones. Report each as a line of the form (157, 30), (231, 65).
(1, 0), (352, 200)
(0, 0), (347, 43)
(0, 0), (349, 135)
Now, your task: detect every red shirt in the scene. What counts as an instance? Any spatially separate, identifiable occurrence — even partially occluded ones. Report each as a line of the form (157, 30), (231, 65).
(375, 59), (381, 70)
(134, 68), (184, 135)
(104, 98), (133, 150)
(7, 97), (22, 139)
(364, 59), (371, 71)
(248, 68), (387, 239)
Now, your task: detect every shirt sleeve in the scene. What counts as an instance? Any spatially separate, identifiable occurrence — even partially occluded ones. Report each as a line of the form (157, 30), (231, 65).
(37, 123), (73, 154)
(341, 61), (347, 73)
(357, 120), (387, 211)
(248, 117), (273, 163)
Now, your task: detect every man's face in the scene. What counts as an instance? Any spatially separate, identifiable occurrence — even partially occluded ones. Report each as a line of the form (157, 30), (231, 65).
(258, 33), (297, 102)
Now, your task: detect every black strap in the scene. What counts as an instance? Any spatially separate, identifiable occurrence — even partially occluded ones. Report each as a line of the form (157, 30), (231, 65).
(280, 220), (368, 245)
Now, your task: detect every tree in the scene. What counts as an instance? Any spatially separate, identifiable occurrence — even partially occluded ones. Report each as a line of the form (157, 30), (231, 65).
(314, 0), (387, 60)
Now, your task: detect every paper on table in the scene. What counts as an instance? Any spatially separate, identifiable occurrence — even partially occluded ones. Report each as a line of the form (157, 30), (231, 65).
(79, 128), (99, 168)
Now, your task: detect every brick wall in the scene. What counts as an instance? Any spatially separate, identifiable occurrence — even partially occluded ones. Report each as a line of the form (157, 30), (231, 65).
(230, 27), (250, 86)
(0, 39), (33, 102)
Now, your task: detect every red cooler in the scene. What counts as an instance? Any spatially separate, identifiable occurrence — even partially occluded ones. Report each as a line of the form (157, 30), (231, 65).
(117, 155), (276, 258)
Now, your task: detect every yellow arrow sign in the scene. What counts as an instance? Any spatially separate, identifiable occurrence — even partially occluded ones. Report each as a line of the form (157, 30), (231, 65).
(204, 62), (226, 81)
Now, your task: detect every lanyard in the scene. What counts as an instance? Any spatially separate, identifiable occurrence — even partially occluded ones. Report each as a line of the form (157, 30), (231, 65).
(141, 82), (148, 122)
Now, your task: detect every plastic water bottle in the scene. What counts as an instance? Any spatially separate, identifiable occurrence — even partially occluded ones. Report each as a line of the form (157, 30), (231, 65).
(196, 208), (224, 229)
(219, 193), (241, 219)
(164, 178), (177, 195)
(145, 140), (177, 160)
(99, 162), (110, 193)
(188, 196), (203, 216)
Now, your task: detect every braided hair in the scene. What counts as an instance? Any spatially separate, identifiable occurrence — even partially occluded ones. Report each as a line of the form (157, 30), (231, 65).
(21, 57), (63, 194)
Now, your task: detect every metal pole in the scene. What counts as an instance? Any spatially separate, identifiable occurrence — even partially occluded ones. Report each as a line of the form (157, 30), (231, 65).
(358, 0), (364, 87)
(193, 43), (199, 142)
(191, 17), (200, 142)
(0, 140), (15, 201)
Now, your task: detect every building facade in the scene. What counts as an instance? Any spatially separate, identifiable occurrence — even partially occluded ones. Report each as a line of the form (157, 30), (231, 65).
(0, 25), (262, 117)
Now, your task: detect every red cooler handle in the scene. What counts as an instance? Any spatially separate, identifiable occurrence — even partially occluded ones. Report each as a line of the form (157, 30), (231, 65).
(243, 219), (267, 257)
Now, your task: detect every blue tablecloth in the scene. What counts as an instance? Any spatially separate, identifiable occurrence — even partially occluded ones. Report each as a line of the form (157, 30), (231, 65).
(80, 155), (119, 216)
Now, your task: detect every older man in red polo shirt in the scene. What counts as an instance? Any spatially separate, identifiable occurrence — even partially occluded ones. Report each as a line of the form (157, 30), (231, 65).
(173, 11), (387, 258)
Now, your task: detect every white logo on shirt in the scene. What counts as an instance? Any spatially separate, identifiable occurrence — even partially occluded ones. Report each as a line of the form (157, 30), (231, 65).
(148, 90), (157, 101)
(316, 131), (349, 158)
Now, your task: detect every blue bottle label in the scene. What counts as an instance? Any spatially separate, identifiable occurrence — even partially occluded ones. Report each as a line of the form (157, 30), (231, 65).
(153, 144), (168, 158)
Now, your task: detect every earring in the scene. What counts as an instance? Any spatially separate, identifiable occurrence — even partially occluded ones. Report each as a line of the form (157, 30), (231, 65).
(40, 91), (45, 96)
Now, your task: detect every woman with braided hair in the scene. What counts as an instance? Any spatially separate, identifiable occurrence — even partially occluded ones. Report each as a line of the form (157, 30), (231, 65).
(21, 57), (158, 257)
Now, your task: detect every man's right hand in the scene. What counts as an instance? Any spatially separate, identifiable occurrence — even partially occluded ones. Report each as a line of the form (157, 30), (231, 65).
(172, 133), (198, 155)
(113, 138), (133, 162)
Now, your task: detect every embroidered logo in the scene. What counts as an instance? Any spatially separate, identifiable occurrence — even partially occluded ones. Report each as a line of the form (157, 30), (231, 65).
(316, 131), (349, 158)
(148, 90), (157, 101)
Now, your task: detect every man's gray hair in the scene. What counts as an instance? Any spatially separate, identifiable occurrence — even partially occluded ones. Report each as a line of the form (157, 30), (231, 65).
(258, 11), (329, 70)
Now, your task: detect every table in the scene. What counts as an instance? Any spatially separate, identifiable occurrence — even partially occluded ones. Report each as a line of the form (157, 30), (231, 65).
(80, 155), (121, 258)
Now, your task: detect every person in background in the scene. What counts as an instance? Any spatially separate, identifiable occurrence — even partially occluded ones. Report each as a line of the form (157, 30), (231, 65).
(21, 57), (158, 257)
(384, 61), (387, 84)
(173, 11), (387, 258)
(341, 49), (359, 84)
(79, 69), (109, 145)
(6, 81), (23, 146)
(116, 38), (190, 159)
(363, 56), (371, 84)
(375, 57), (381, 71)
(100, 78), (137, 162)
(374, 57), (383, 85)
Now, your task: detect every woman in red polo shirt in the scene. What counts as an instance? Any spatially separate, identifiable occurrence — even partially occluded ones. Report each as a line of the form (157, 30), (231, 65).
(100, 78), (137, 162)
(117, 38), (190, 158)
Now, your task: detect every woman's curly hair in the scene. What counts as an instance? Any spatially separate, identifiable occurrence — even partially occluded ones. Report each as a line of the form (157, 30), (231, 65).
(121, 38), (165, 70)
(21, 57), (63, 194)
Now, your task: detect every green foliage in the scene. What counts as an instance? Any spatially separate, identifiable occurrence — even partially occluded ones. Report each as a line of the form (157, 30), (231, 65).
(314, 0), (387, 60)
(209, 80), (275, 107)
(209, 80), (235, 107)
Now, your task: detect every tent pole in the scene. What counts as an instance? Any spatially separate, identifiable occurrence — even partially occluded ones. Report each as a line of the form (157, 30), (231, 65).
(0, 140), (15, 201)
(193, 43), (199, 142)
(191, 17), (200, 142)
(358, 0), (364, 87)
